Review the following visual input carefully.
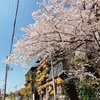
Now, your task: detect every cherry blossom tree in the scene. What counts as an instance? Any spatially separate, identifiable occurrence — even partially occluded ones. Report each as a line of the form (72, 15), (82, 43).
(6, 0), (100, 86)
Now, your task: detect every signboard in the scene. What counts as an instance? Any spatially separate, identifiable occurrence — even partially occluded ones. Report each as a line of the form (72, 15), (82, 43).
(48, 62), (63, 80)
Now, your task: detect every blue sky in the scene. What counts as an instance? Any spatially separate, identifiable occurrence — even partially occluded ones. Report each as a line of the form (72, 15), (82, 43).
(0, 0), (41, 93)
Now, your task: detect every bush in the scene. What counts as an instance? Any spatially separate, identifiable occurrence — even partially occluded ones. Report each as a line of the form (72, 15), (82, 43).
(62, 77), (100, 100)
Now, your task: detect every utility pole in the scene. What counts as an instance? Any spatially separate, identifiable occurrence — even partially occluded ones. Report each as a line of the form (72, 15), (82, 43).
(14, 85), (17, 98)
(3, 63), (12, 100)
(15, 85), (17, 92)
(3, 64), (9, 100)
(14, 85), (17, 94)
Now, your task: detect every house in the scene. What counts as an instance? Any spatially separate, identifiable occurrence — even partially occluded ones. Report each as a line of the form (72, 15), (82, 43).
(35, 49), (68, 100)
(24, 66), (39, 100)
(21, 49), (69, 100)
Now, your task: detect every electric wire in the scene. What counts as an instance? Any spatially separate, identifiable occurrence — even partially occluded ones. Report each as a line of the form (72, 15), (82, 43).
(4, 0), (20, 94)
(9, 66), (38, 92)
(8, 80), (25, 92)
(11, 0), (14, 26)
(8, 0), (10, 34)
(10, 0), (19, 54)
(5, 0), (38, 93)
(20, 0), (27, 27)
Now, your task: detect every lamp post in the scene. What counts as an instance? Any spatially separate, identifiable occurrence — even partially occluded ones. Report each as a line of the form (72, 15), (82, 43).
(3, 64), (13, 100)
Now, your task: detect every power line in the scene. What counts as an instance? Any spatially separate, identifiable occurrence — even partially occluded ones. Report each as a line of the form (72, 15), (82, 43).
(3, 1), (20, 99)
(8, 0), (10, 34)
(11, 0), (14, 27)
(10, 0), (19, 54)
(20, 0), (27, 27)
(8, 80), (25, 92)
(17, 81), (25, 87)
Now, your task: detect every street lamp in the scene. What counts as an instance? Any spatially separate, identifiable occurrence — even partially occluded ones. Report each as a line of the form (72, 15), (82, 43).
(3, 64), (13, 100)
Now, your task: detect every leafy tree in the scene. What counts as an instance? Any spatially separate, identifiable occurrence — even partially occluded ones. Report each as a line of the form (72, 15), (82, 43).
(6, 0), (100, 87)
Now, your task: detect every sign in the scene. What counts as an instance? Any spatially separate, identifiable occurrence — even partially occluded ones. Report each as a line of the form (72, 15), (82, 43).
(48, 62), (63, 80)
